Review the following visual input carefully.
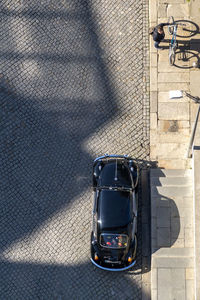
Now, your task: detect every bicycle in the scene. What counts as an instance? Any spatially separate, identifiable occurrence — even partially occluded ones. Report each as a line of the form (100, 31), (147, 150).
(168, 16), (186, 66)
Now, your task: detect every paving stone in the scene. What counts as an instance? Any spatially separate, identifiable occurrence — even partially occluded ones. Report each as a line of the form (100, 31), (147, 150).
(171, 238), (184, 248)
(153, 247), (194, 257)
(159, 133), (189, 143)
(151, 289), (157, 300)
(0, 0), (150, 299)
(158, 62), (189, 73)
(151, 268), (157, 289)
(158, 72), (189, 83)
(158, 159), (189, 169)
(158, 102), (189, 120)
(150, 169), (192, 177)
(155, 143), (188, 159)
(157, 268), (172, 300)
(184, 208), (194, 228)
(158, 82), (189, 92)
(153, 257), (194, 268)
(171, 217), (184, 239)
(151, 176), (192, 186)
(184, 228), (194, 248)
(159, 0), (185, 3)
(157, 227), (171, 247)
(149, 0), (157, 23)
(158, 4), (167, 18)
(157, 207), (170, 227)
(167, 4), (189, 18)
(158, 120), (189, 133)
(186, 279), (195, 300)
(150, 129), (158, 144)
(186, 268), (194, 280)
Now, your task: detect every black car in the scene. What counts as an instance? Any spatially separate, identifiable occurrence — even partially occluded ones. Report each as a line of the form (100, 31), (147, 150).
(90, 154), (139, 271)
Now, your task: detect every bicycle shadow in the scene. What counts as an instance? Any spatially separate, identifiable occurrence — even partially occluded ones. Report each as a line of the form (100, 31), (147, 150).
(160, 19), (200, 69)
(161, 38), (200, 69)
(174, 19), (200, 38)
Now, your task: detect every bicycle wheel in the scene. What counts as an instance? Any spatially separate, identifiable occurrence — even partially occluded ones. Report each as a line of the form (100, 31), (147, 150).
(168, 16), (175, 35)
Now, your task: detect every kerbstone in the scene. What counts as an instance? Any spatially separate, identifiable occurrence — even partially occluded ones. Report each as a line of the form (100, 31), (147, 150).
(151, 113), (158, 129)
(149, 0), (157, 22)
(150, 91), (158, 113)
(150, 67), (158, 91)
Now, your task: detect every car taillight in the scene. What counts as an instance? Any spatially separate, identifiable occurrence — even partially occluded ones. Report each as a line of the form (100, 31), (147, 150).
(128, 257), (132, 263)
(94, 253), (99, 261)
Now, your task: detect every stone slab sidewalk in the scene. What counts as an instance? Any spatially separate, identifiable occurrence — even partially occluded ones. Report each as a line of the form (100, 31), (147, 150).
(149, 0), (200, 169)
(150, 169), (194, 300)
(149, 1), (200, 300)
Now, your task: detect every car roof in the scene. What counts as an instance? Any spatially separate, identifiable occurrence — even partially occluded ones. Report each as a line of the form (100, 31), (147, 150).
(97, 189), (132, 233)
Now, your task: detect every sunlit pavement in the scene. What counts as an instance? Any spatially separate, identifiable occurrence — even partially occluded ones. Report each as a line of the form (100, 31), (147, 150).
(0, 1), (149, 299)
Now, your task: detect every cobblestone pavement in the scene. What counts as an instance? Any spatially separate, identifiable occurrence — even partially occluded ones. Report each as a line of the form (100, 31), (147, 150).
(0, 1), (149, 299)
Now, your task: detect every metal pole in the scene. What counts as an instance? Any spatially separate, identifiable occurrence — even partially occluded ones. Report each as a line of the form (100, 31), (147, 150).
(187, 105), (200, 158)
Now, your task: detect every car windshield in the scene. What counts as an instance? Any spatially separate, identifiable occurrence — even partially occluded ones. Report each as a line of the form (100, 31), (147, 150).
(99, 161), (132, 188)
(100, 233), (128, 249)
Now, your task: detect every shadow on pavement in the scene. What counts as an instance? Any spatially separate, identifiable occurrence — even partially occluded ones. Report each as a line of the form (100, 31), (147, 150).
(150, 169), (180, 255)
(0, 0), (147, 299)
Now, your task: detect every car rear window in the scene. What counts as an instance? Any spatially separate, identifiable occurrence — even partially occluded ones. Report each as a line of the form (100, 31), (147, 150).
(100, 233), (128, 248)
(98, 190), (132, 229)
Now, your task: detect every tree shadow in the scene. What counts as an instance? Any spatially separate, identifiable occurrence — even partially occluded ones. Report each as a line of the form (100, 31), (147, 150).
(0, 1), (149, 299)
(0, 260), (142, 300)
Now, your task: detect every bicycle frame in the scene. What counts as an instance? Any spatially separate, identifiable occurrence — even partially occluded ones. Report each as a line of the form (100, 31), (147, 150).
(170, 24), (177, 48)
(169, 24), (177, 65)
